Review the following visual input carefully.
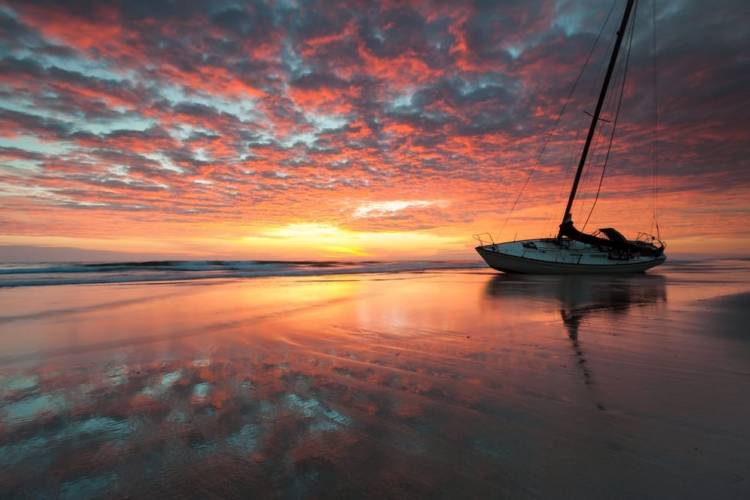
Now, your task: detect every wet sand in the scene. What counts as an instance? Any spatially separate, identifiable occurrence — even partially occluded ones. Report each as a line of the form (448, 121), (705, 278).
(1, 260), (750, 498)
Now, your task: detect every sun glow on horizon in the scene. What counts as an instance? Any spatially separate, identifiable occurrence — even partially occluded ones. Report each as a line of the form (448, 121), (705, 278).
(244, 222), (465, 258)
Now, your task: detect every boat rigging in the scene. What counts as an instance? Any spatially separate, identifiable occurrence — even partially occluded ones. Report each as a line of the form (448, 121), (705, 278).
(474, 0), (666, 274)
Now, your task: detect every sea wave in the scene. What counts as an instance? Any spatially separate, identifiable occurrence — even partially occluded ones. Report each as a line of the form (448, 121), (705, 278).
(0, 260), (485, 287)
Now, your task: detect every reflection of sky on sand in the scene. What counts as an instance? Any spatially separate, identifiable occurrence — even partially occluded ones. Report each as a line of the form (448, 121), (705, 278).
(0, 261), (749, 498)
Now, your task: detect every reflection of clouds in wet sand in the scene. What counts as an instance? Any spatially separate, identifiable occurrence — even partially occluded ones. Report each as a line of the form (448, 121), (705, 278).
(0, 266), (749, 498)
(0, 276), (540, 496)
(0, 352), (360, 497)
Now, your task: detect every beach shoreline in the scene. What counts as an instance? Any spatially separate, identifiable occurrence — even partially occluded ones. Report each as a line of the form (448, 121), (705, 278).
(1, 262), (749, 498)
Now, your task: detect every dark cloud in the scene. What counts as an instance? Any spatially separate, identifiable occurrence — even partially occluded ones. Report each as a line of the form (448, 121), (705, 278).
(210, 2), (274, 39)
(0, 107), (72, 138)
(289, 71), (350, 90)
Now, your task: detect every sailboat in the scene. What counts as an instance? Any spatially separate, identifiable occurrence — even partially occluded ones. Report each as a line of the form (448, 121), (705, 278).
(475, 0), (666, 274)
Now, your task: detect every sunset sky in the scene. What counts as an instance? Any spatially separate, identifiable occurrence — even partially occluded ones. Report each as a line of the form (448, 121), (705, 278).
(0, 0), (748, 260)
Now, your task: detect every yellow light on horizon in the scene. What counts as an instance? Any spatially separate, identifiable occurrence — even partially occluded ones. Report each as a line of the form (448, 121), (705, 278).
(264, 223), (346, 239)
(245, 223), (368, 257)
(242, 222), (465, 258)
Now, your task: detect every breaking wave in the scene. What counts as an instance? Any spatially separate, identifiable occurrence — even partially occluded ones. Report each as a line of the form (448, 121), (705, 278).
(0, 260), (484, 287)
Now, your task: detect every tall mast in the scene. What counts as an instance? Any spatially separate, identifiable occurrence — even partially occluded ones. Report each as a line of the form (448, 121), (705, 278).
(559, 0), (637, 234)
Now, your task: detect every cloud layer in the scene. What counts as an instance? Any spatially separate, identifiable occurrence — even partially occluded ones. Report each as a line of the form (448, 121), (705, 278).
(0, 0), (748, 257)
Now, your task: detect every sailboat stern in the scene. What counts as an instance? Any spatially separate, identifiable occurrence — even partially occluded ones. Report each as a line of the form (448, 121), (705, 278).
(558, 219), (665, 256)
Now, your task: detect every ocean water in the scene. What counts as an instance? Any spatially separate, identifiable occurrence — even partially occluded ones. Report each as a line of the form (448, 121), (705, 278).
(0, 259), (749, 498)
(0, 260), (482, 287)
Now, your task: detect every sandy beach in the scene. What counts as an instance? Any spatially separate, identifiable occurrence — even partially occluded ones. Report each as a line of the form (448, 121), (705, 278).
(1, 259), (749, 498)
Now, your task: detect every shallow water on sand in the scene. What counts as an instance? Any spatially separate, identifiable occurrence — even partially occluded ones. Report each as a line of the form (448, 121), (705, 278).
(1, 260), (750, 498)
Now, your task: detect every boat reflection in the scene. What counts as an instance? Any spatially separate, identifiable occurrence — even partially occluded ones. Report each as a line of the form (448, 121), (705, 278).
(484, 274), (666, 393)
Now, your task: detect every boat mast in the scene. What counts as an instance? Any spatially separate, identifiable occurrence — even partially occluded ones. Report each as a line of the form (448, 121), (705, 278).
(559, 0), (637, 235)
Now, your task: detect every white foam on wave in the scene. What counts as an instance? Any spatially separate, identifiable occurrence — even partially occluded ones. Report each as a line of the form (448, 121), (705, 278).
(0, 260), (484, 287)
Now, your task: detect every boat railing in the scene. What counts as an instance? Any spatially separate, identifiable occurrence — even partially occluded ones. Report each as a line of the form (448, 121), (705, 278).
(472, 233), (496, 247)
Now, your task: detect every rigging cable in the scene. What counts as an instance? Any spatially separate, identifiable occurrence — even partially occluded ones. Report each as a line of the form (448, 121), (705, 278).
(496, 0), (617, 239)
(566, 6), (621, 228)
(576, 55), (623, 224)
(550, 0), (617, 231)
(650, 0), (661, 240)
(582, 0), (639, 231)
(579, 29), (630, 222)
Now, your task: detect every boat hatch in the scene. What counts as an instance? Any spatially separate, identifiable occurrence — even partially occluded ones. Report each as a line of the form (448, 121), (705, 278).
(598, 228), (628, 244)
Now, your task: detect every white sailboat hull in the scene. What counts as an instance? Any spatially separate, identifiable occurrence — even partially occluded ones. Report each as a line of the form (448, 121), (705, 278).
(476, 239), (665, 275)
